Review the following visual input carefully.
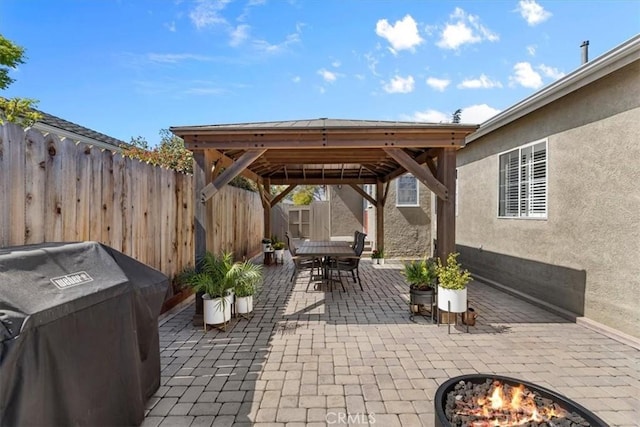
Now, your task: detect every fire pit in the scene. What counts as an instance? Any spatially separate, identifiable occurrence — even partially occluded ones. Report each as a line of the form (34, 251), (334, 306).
(434, 374), (608, 427)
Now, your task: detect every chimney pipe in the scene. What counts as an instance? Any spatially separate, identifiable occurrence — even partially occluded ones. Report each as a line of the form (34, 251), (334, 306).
(581, 40), (589, 65)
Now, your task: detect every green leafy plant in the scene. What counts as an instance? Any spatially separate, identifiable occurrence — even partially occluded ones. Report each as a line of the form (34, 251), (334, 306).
(371, 249), (383, 259)
(402, 257), (437, 290)
(436, 253), (472, 290)
(183, 252), (236, 298)
(0, 35), (41, 126)
(272, 242), (285, 250)
(233, 261), (263, 297)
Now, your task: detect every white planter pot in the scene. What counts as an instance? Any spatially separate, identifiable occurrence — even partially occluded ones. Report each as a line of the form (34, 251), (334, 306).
(275, 249), (284, 263)
(262, 243), (271, 252)
(236, 295), (254, 314)
(437, 286), (467, 313)
(203, 293), (233, 325)
(378, 258), (384, 265)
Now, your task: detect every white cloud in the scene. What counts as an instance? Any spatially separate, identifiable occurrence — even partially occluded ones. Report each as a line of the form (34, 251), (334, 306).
(364, 52), (381, 76)
(383, 75), (415, 93)
(375, 14), (423, 54)
(426, 77), (451, 92)
(457, 74), (503, 89)
(510, 62), (543, 89)
(164, 21), (177, 32)
(527, 45), (537, 56)
(318, 68), (338, 83)
(538, 64), (565, 80)
(409, 109), (450, 123)
(331, 60), (341, 68)
(229, 24), (250, 47)
(292, 76), (301, 83)
(146, 53), (215, 64)
(252, 32), (301, 54)
(437, 7), (498, 50)
(406, 104), (500, 124)
(517, 0), (552, 26)
(189, 0), (231, 29)
(461, 104), (501, 123)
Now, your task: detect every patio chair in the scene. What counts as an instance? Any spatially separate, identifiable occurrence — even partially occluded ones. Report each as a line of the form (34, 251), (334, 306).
(285, 233), (321, 284)
(327, 232), (366, 291)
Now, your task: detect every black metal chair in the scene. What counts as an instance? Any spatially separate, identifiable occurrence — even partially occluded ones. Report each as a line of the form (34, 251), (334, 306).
(327, 232), (367, 291)
(285, 233), (321, 284)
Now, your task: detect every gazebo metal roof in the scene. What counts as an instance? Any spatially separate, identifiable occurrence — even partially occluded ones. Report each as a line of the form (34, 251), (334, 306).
(171, 118), (477, 187)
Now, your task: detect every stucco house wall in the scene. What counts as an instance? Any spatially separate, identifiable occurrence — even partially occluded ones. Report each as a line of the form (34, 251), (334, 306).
(456, 58), (640, 338)
(383, 179), (432, 258)
(329, 186), (364, 237)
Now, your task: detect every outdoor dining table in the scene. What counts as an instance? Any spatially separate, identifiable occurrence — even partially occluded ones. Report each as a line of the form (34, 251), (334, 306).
(296, 241), (356, 288)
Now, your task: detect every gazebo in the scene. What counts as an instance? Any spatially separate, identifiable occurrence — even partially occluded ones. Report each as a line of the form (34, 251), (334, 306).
(171, 118), (478, 264)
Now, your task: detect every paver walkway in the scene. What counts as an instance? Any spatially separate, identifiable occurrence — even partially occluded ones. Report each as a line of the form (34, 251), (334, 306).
(143, 257), (640, 427)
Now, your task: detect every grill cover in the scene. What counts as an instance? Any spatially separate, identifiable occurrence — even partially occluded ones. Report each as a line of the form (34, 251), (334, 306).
(0, 242), (169, 426)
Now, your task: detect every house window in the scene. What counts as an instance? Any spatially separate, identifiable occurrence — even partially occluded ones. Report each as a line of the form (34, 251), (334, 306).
(363, 184), (374, 208)
(396, 174), (419, 207)
(498, 139), (547, 218)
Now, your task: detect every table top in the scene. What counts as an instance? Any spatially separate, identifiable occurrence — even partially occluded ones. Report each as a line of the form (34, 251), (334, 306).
(296, 241), (356, 257)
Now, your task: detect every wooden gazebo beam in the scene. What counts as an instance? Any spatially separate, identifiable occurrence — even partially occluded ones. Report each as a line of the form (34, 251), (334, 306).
(201, 149), (266, 202)
(384, 147), (448, 201)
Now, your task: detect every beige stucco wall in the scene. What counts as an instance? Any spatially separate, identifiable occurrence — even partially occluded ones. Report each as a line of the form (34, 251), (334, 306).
(329, 186), (364, 237)
(457, 61), (640, 337)
(383, 179), (432, 258)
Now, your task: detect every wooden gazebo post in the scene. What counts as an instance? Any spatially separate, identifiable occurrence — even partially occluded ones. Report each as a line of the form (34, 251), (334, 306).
(436, 148), (457, 261)
(192, 151), (208, 325)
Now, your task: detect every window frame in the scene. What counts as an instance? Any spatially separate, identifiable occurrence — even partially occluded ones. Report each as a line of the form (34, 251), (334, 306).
(497, 138), (548, 220)
(396, 174), (420, 207)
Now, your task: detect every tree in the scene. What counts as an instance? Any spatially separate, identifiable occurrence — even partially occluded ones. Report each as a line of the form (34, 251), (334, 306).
(0, 34), (40, 126)
(292, 185), (323, 205)
(123, 130), (257, 191)
(122, 129), (194, 174)
(451, 108), (462, 124)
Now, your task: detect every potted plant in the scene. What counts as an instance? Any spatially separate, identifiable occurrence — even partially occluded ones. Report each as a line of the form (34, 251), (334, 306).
(272, 241), (285, 263)
(402, 257), (437, 312)
(261, 238), (272, 252)
(233, 260), (263, 314)
(436, 252), (472, 316)
(184, 251), (237, 328)
(371, 249), (384, 265)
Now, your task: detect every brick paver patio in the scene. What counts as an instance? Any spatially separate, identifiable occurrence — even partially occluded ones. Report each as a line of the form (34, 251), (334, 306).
(144, 257), (640, 427)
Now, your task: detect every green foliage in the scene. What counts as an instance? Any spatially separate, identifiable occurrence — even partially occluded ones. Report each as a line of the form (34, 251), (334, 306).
(0, 97), (40, 126)
(292, 185), (322, 205)
(371, 249), (383, 259)
(0, 35), (41, 126)
(0, 34), (25, 90)
(436, 252), (472, 290)
(183, 252), (236, 298)
(233, 260), (263, 297)
(402, 257), (437, 289)
(122, 129), (193, 173)
(451, 108), (462, 124)
(123, 129), (257, 192)
(272, 242), (285, 250)
(182, 251), (263, 300)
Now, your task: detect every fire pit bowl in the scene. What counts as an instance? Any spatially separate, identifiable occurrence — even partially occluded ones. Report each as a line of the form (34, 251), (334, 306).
(434, 374), (608, 427)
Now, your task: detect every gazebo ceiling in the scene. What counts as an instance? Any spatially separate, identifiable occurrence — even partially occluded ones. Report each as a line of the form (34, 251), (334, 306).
(170, 118), (478, 185)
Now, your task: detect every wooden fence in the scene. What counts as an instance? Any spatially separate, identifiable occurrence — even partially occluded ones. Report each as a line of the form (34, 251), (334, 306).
(0, 123), (265, 279)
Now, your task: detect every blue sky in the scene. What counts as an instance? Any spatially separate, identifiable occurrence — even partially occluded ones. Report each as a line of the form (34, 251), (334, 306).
(1, 1), (638, 144)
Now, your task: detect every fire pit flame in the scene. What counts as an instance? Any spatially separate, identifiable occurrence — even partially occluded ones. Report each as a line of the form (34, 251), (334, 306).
(435, 374), (608, 427)
(455, 381), (569, 426)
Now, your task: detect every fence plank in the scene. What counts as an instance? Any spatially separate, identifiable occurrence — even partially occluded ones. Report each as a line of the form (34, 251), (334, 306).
(24, 129), (47, 244)
(75, 144), (92, 242)
(6, 124), (27, 245)
(89, 147), (103, 242)
(60, 139), (78, 243)
(110, 153), (125, 251)
(44, 133), (64, 242)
